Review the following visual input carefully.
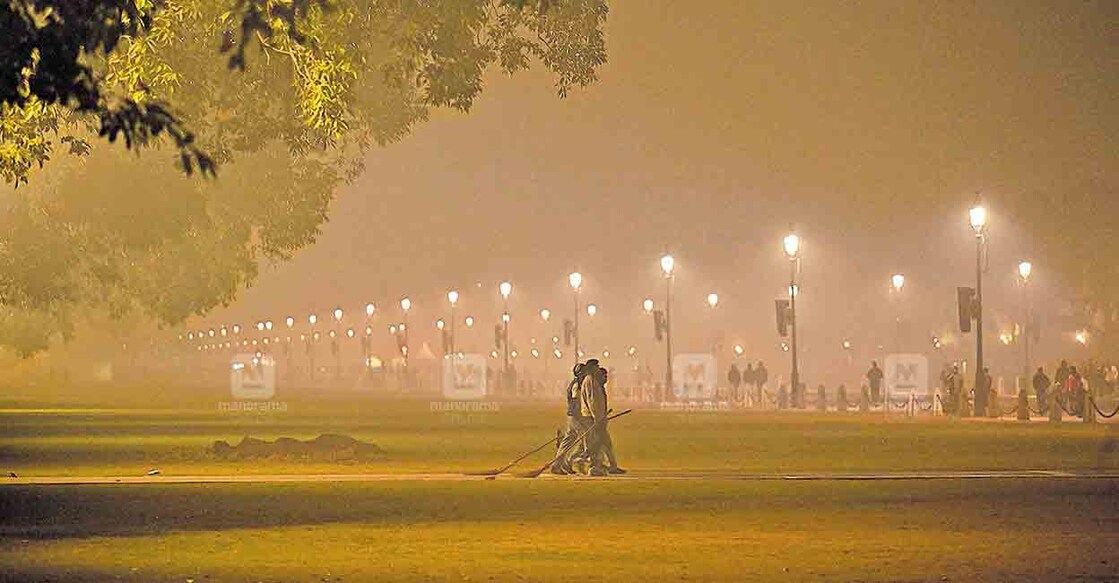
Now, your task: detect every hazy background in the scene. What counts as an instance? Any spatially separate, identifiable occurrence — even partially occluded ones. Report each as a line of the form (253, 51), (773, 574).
(195, 1), (1116, 382)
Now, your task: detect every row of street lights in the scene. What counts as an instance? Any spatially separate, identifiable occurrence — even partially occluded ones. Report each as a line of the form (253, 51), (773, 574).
(191, 206), (1067, 405)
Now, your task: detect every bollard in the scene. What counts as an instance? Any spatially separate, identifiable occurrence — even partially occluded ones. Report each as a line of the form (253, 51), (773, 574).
(987, 388), (1000, 419)
(1048, 388), (1062, 423)
(1017, 389), (1030, 421)
(1085, 388), (1096, 424)
(837, 385), (848, 412)
(777, 385), (789, 410)
(816, 385), (827, 412)
(859, 385), (870, 412)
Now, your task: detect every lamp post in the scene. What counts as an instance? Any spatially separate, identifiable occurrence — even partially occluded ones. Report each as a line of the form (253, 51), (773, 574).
(447, 290), (459, 357)
(969, 203), (988, 416)
(500, 281), (512, 378)
(362, 303), (375, 367)
(1018, 261), (1032, 377)
(283, 317), (294, 378)
(540, 308), (551, 380)
(400, 297), (411, 367)
(436, 318), (445, 370)
(660, 254), (675, 394)
(306, 314), (318, 379)
(330, 308), (343, 378)
(706, 293), (719, 355)
(569, 272), (582, 357)
(585, 304), (597, 356)
(842, 338), (853, 372)
(783, 232), (801, 401)
(891, 273), (905, 353)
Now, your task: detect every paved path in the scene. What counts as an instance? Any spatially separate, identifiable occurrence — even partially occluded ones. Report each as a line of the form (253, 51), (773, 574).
(4, 469), (1117, 486)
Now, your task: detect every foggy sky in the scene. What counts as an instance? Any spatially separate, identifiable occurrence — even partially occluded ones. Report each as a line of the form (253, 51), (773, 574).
(199, 1), (1117, 381)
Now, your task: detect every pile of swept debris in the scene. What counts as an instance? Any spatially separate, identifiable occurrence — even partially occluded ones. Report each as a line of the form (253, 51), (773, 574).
(210, 434), (383, 462)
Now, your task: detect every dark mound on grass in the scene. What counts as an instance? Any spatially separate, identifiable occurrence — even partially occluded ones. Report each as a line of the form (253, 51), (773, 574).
(210, 434), (383, 462)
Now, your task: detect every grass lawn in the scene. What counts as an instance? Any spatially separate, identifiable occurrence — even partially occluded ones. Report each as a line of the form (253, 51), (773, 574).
(1, 398), (1115, 477)
(1, 396), (1116, 581)
(1, 479), (1117, 582)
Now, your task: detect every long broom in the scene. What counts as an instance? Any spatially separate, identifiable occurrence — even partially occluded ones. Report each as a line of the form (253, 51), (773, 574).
(515, 409), (632, 478)
(465, 409), (632, 478)
(463, 433), (564, 477)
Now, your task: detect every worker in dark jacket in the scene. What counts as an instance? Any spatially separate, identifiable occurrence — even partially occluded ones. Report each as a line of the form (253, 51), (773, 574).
(1032, 367), (1050, 412)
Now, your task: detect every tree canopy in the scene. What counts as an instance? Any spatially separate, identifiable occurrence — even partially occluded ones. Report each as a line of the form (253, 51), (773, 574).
(0, 0), (608, 355)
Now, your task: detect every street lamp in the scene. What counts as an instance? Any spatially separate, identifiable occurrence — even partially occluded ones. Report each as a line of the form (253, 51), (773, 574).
(706, 293), (720, 356)
(333, 308), (343, 322)
(891, 273), (905, 352)
(783, 231), (801, 403)
(285, 317), (295, 329)
(660, 254), (675, 276)
(587, 304), (597, 317)
(400, 298), (411, 367)
(783, 234), (800, 259)
(569, 272), (582, 356)
(540, 308), (550, 322)
(660, 254), (675, 396)
(499, 281), (512, 375)
(365, 303), (375, 317)
(307, 314), (318, 379)
(969, 206), (988, 232)
(642, 298), (654, 314)
(969, 202), (988, 416)
(1018, 261), (1032, 377)
(447, 290), (459, 356)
